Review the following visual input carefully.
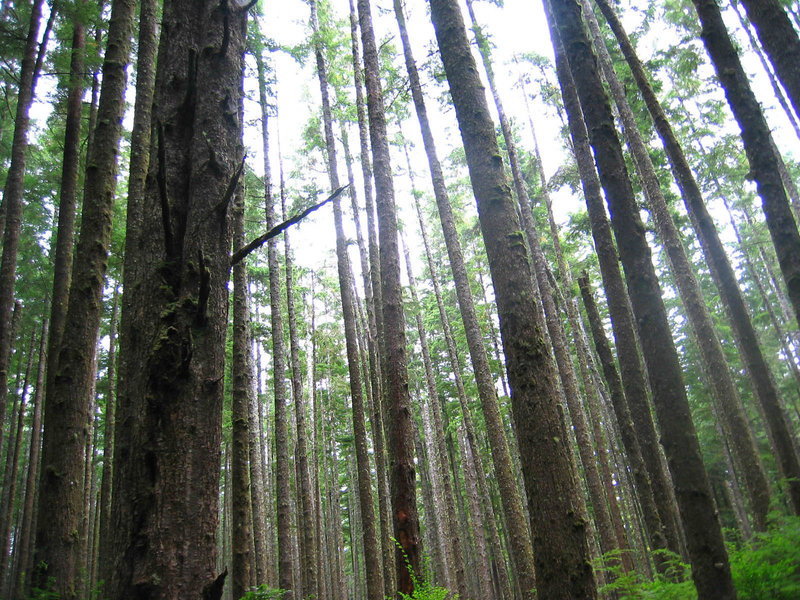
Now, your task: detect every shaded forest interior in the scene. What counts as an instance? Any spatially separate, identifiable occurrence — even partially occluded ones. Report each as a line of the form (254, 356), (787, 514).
(2, 0), (800, 598)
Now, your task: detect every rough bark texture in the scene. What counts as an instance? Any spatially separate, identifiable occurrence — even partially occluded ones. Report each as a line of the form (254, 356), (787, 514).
(547, 1), (735, 597)
(430, 0), (596, 597)
(347, 2), (395, 587)
(109, 1), (247, 597)
(545, 6), (684, 558)
(690, 0), (800, 512)
(587, 0), (771, 533)
(357, 0), (421, 594)
(34, 0), (136, 595)
(44, 7), (86, 433)
(393, 2), (534, 594)
(738, 0), (800, 125)
(232, 184), (254, 600)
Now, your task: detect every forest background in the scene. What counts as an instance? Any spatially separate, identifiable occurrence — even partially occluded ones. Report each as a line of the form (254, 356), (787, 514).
(1, 0), (800, 598)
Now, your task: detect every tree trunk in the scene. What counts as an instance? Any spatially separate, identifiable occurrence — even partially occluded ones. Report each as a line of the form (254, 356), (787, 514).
(546, 1), (735, 597)
(429, 0), (596, 597)
(545, 6), (684, 559)
(97, 285), (119, 586)
(690, 0), (800, 513)
(401, 234), (467, 598)
(392, 2), (535, 594)
(34, 0), (136, 594)
(44, 5), (87, 445)
(588, 0), (772, 533)
(356, 0), (421, 594)
(109, 1), (248, 597)
(738, 0), (800, 126)
(691, 0), (800, 332)
(0, 0), (45, 462)
(232, 176), (254, 600)
(10, 320), (46, 600)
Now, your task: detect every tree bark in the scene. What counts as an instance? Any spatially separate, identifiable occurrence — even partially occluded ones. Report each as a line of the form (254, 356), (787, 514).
(429, 0), (597, 597)
(738, 0), (800, 126)
(232, 177), (254, 600)
(357, 0), (421, 594)
(545, 6), (684, 559)
(691, 0), (800, 332)
(109, 1), (247, 597)
(392, 2), (535, 594)
(588, 0), (772, 533)
(34, 0), (136, 595)
(546, 1), (735, 597)
(0, 0), (45, 463)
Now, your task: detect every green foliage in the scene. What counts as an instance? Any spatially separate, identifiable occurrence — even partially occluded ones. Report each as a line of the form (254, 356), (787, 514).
(238, 585), (288, 600)
(395, 540), (454, 600)
(730, 516), (800, 600)
(595, 518), (800, 599)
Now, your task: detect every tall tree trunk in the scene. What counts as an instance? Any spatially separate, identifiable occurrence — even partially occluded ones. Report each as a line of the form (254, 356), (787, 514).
(401, 235), (467, 598)
(0, 0), (45, 460)
(356, 0), (421, 594)
(34, 0), (136, 594)
(10, 320), (46, 600)
(44, 4), (87, 446)
(429, 0), (596, 597)
(254, 32), (294, 600)
(311, 4), (385, 598)
(97, 285), (119, 585)
(346, 4), (394, 588)
(737, 0), (800, 125)
(0, 329), (35, 588)
(109, 1), (248, 597)
(690, 0), (800, 513)
(391, 2), (535, 594)
(730, 0), (800, 142)
(586, 0), (772, 533)
(231, 179), (254, 600)
(249, 325), (269, 588)
(545, 7), (683, 559)
(546, 1), (735, 597)
(690, 0), (800, 332)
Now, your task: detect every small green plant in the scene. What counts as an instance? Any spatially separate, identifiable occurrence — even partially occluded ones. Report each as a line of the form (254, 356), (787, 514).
(238, 584), (289, 600)
(393, 539), (455, 600)
(595, 548), (696, 600)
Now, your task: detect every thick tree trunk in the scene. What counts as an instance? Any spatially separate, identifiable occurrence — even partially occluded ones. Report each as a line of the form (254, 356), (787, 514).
(392, 2), (535, 595)
(587, 0), (772, 533)
(429, 0), (596, 597)
(34, 0), (136, 595)
(547, 1), (735, 597)
(356, 0), (421, 594)
(44, 5), (87, 437)
(545, 7), (684, 559)
(109, 1), (247, 597)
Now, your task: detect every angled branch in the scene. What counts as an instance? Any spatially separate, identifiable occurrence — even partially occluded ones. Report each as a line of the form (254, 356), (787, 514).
(230, 184), (348, 265)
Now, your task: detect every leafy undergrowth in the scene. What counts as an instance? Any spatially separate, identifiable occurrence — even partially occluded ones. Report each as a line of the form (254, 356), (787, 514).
(596, 516), (800, 599)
